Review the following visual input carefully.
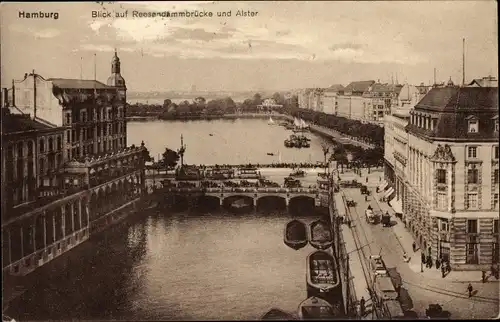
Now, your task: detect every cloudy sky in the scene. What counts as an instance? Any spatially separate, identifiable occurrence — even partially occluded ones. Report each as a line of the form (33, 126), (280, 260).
(1, 1), (497, 92)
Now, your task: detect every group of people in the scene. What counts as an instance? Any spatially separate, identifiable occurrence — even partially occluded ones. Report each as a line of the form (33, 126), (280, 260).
(413, 242), (450, 278)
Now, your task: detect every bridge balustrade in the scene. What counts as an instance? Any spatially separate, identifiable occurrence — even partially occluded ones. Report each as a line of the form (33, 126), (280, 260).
(163, 187), (318, 194)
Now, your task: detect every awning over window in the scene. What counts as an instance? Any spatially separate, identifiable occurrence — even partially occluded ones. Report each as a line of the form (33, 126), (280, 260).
(390, 198), (403, 214)
(384, 187), (395, 199)
(378, 181), (388, 191)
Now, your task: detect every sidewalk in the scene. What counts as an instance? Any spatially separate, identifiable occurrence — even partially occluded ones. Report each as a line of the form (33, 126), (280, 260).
(341, 223), (375, 319)
(370, 187), (497, 284)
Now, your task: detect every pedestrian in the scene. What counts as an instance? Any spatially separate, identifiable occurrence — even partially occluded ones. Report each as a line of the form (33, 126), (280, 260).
(436, 257), (440, 269)
(482, 271), (486, 283)
(421, 253), (426, 266)
(441, 264), (445, 278)
(360, 297), (366, 316)
(366, 177), (368, 183)
(467, 283), (473, 298)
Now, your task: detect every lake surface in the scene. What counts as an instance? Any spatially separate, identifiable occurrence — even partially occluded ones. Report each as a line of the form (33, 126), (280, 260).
(7, 119), (333, 320)
(127, 119), (327, 165)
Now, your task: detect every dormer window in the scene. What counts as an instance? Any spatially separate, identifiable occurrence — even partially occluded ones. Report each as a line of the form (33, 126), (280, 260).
(467, 116), (479, 133)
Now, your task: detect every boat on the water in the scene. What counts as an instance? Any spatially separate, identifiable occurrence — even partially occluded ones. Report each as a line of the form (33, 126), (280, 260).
(306, 251), (340, 295)
(261, 308), (295, 320)
(267, 152), (275, 156)
(298, 296), (337, 320)
(284, 219), (308, 250)
(309, 220), (333, 249)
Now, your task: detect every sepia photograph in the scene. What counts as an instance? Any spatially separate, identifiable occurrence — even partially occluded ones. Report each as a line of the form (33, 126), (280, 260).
(0, 1), (498, 320)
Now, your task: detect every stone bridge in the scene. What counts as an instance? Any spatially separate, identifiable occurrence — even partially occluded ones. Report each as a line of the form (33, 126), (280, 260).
(161, 187), (320, 206)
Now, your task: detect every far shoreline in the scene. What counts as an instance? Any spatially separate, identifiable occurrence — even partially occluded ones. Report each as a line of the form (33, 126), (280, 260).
(126, 112), (285, 121)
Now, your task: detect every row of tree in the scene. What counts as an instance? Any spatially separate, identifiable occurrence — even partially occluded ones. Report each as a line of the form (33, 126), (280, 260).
(126, 92), (298, 119)
(287, 108), (385, 147)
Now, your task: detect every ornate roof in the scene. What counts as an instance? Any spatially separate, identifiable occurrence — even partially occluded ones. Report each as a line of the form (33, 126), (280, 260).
(430, 144), (456, 163)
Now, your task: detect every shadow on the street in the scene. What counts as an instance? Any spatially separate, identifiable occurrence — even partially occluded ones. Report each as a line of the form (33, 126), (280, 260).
(403, 310), (418, 319)
(388, 220), (397, 227)
(398, 287), (414, 311)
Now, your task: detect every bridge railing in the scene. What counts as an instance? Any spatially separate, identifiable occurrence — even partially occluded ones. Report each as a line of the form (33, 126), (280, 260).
(162, 187), (318, 194)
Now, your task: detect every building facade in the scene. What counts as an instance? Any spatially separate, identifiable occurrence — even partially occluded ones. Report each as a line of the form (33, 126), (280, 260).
(362, 83), (403, 125)
(384, 84), (431, 224)
(335, 80), (375, 123)
(384, 85), (499, 271)
(2, 51), (146, 277)
(11, 50), (127, 160)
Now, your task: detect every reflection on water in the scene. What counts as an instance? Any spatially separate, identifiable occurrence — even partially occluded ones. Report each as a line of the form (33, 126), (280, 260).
(8, 207), (330, 321)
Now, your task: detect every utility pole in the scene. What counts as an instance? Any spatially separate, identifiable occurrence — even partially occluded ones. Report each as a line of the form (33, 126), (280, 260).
(32, 70), (37, 119)
(462, 38), (466, 86)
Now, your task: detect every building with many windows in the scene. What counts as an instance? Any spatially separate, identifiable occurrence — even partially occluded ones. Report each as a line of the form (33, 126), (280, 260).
(2, 51), (146, 277)
(383, 84), (499, 271)
(11, 50), (127, 160)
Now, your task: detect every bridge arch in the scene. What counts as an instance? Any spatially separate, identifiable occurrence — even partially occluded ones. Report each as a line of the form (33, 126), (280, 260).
(256, 195), (287, 212)
(288, 195), (316, 216)
(222, 195), (254, 211)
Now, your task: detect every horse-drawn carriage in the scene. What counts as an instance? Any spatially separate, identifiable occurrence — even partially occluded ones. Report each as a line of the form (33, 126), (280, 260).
(365, 206), (378, 224)
(346, 197), (356, 207)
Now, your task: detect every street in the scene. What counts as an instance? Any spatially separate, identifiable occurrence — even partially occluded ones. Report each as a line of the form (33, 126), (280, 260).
(339, 169), (499, 319)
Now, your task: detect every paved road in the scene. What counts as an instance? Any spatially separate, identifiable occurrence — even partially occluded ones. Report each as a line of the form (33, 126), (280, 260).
(342, 186), (499, 319)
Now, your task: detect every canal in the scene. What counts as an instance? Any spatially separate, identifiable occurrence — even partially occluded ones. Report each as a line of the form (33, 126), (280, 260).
(7, 119), (332, 320)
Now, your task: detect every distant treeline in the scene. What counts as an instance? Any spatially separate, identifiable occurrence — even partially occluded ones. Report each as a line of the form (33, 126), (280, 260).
(126, 92), (297, 120)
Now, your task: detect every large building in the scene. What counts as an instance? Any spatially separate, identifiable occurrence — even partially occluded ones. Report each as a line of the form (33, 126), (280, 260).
(2, 51), (146, 277)
(383, 83), (499, 271)
(11, 50), (128, 160)
(362, 83), (403, 124)
(336, 80), (375, 123)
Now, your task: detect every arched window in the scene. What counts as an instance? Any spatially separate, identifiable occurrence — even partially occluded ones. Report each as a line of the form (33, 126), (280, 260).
(39, 138), (45, 153)
(27, 141), (33, 156)
(48, 137), (54, 152)
(57, 136), (62, 150)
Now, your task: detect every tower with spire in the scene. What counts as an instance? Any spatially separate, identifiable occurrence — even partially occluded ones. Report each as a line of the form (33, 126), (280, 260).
(107, 49), (126, 95)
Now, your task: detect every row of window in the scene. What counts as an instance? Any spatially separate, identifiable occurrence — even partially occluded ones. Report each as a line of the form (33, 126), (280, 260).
(436, 166), (498, 185)
(67, 137), (126, 159)
(467, 146), (499, 159)
(467, 117), (499, 133)
(435, 191), (499, 210)
(465, 241), (499, 265)
(65, 108), (125, 125)
(6, 136), (63, 159)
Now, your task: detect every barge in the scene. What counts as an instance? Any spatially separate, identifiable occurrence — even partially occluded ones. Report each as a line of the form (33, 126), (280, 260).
(309, 220), (333, 250)
(284, 219), (308, 250)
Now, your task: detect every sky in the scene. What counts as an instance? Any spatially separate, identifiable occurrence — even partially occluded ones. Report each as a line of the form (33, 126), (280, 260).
(1, 1), (498, 92)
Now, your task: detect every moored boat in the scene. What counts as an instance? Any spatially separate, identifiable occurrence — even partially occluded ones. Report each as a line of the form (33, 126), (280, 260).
(309, 220), (333, 250)
(306, 250), (340, 295)
(298, 296), (337, 320)
(261, 308), (295, 320)
(284, 219), (308, 250)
